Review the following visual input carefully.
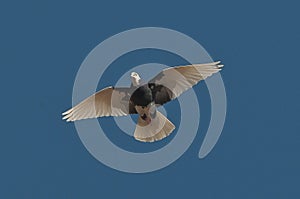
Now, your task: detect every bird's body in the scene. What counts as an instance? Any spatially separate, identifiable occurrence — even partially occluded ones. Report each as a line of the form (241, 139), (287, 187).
(130, 84), (153, 107)
(63, 61), (223, 142)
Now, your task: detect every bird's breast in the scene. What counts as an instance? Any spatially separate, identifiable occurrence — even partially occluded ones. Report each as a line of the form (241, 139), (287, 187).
(130, 85), (153, 107)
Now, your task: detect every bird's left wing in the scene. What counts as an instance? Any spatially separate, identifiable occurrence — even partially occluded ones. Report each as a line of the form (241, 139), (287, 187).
(62, 86), (137, 122)
(148, 61), (223, 105)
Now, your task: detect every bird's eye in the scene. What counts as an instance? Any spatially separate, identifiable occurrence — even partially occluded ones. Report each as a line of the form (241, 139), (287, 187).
(142, 106), (145, 109)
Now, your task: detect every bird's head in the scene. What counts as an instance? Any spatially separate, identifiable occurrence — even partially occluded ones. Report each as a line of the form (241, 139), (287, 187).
(131, 72), (141, 86)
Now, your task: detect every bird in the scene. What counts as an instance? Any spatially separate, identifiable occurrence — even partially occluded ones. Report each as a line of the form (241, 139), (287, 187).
(62, 61), (223, 142)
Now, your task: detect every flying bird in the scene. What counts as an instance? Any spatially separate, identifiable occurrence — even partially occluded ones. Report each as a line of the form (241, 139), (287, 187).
(62, 61), (223, 142)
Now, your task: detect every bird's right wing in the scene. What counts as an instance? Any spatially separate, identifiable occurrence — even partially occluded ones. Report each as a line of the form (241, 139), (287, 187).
(148, 61), (223, 105)
(62, 86), (137, 122)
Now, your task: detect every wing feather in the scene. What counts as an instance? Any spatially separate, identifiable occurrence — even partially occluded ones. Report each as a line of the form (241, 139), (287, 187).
(149, 61), (223, 105)
(62, 87), (136, 122)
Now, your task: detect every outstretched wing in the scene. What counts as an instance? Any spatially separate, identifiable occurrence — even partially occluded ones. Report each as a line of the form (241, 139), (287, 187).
(62, 86), (137, 122)
(148, 61), (223, 105)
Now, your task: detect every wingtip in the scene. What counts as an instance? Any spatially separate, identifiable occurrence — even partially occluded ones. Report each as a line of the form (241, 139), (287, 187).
(62, 119), (71, 122)
(214, 61), (221, 65)
(62, 108), (72, 115)
(62, 115), (69, 120)
(62, 113), (74, 122)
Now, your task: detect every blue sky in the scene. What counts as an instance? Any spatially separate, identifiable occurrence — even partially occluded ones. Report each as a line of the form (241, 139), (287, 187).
(1, 0), (300, 198)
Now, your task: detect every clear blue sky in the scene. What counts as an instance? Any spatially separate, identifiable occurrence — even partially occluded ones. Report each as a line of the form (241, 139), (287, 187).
(1, 0), (299, 198)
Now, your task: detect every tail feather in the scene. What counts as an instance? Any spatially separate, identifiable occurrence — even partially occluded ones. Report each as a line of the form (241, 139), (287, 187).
(134, 111), (175, 142)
